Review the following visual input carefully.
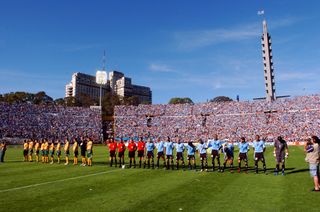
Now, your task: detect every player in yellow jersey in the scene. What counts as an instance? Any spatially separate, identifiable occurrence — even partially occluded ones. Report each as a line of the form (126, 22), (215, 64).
(44, 140), (49, 163)
(40, 140), (45, 163)
(34, 140), (40, 162)
(49, 142), (55, 164)
(23, 140), (29, 162)
(56, 140), (62, 164)
(72, 139), (78, 165)
(64, 139), (70, 165)
(87, 139), (93, 166)
(28, 139), (34, 162)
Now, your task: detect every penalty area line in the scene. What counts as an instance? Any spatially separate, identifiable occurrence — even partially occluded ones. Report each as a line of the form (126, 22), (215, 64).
(0, 169), (121, 193)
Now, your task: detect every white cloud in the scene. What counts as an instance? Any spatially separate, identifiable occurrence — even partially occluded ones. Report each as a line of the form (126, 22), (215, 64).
(174, 24), (260, 50)
(149, 63), (173, 72)
(174, 16), (303, 50)
(277, 71), (315, 81)
(63, 44), (103, 52)
(269, 16), (305, 29)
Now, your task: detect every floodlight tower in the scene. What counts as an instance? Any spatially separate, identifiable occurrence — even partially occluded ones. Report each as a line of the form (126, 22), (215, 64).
(96, 51), (107, 108)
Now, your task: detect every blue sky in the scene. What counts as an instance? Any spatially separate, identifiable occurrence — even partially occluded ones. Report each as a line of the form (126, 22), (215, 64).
(0, 0), (319, 104)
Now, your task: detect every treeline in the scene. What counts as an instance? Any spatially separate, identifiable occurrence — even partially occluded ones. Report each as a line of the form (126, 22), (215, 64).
(0, 91), (53, 104)
(0, 91), (147, 118)
(0, 91), (233, 116)
(168, 96), (233, 104)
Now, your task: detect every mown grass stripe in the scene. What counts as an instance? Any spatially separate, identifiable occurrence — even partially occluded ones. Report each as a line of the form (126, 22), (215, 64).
(0, 169), (121, 193)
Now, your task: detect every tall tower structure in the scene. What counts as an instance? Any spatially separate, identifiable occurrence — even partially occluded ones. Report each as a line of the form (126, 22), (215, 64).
(261, 19), (276, 101)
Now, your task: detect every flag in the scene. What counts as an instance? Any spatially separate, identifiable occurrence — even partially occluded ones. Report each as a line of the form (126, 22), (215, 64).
(257, 10), (264, 15)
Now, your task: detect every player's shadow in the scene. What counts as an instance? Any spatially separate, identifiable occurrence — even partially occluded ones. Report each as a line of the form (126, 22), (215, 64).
(285, 168), (309, 175)
(223, 167), (295, 172)
(93, 161), (110, 166)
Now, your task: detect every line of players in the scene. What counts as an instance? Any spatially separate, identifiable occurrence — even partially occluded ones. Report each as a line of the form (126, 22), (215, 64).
(107, 134), (289, 175)
(22, 134), (289, 175)
(23, 138), (94, 166)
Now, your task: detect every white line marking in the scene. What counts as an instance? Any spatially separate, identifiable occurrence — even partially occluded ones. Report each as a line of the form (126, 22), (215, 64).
(0, 169), (121, 193)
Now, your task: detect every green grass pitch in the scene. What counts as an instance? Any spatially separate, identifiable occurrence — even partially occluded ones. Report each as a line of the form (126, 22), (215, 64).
(0, 145), (319, 212)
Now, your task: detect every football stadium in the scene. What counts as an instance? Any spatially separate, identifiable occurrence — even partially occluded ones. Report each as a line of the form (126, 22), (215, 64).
(1, 1), (320, 212)
(1, 95), (320, 211)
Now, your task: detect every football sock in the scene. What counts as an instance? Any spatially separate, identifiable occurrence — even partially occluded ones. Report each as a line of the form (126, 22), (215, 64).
(171, 159), (174, 170)
(255, 161), (258, 173)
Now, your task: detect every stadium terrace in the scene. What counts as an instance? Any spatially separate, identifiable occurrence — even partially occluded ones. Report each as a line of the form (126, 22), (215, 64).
(0, 103), (102, 141)
(114, 95), (320, 142)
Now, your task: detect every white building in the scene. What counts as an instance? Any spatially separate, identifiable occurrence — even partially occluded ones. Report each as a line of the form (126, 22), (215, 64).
(65, 71), (152, 104)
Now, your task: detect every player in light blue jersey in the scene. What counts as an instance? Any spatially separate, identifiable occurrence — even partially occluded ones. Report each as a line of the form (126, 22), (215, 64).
(175, 137), (185, 170)
(196, 139), (208, 172)
(252, 135), (267, 174)
(144, 138), (155, 169)
(221, 140), (234, 173)
(186, 140), (196, 170)
(237, 137), (249, 173)
(207, 134), (223, 172)
(156, 137), (166, 169)
(165, 137), (175, 170)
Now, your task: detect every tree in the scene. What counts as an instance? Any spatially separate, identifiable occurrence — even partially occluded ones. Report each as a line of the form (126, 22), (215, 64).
(64, 97), (78, 107)
(210, 96), (233, 102)
(54, 98), (65, 106)
(33, 91), (53, 104)
(140, 101), (151, 105)
(77, 93), (97, 107)
(123, 96), (140, 106)
(168, 97), (193, 104)
(102, 92), (121, 117)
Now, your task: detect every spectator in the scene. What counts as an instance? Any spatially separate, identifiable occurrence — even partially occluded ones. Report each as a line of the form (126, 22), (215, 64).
(0, 142), (6, 162)
(305, 136), (320, 192)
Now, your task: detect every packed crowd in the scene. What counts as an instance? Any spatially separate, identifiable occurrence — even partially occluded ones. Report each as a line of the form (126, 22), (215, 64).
(114, 95), (320, 142)
(0, 103), (102, 141)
